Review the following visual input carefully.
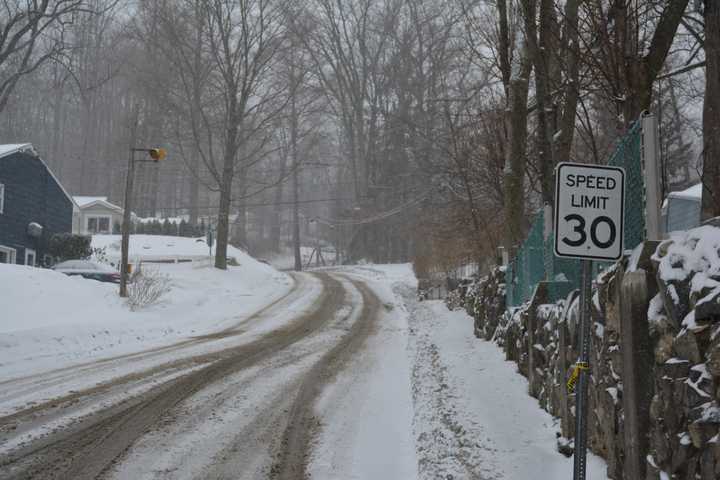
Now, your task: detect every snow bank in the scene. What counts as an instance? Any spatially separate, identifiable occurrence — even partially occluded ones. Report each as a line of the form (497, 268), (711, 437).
(0, 250), (291, 380)
(0, 265), (122, 334)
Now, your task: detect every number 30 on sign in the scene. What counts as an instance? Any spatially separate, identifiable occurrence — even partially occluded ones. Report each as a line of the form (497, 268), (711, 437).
(554, 162), (625, 261)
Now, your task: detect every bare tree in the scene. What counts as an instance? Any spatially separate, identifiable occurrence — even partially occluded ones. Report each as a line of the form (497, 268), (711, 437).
(578, 0), (690, 126)
(152, 0), (287, 269)
(0, 1), (94, 113)
(520, 0), (581, 204)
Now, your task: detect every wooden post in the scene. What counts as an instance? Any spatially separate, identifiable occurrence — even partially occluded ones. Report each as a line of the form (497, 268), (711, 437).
(642, 112), (663, 240)
(619, 267), (655, 480)
(527, 283), (549, 398)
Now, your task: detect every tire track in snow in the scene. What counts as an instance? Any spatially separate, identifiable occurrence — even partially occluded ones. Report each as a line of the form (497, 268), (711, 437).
(0, 273), (343, 480)
(0, 273), (309, 436)
(270, 276), (382, 480)
(0, 273), (299, 410)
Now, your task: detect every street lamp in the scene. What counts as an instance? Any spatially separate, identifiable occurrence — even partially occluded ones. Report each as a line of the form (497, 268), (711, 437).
(119, 147), (167, 297)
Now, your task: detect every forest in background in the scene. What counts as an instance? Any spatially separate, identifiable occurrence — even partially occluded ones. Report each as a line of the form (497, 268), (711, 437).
(0, 0), (716, 275)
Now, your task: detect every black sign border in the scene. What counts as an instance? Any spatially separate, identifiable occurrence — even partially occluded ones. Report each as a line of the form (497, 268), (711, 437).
(553, 162), (626, 261)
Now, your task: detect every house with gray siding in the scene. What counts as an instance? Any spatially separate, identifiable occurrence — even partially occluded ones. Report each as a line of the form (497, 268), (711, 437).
(0, 144), (75, 266)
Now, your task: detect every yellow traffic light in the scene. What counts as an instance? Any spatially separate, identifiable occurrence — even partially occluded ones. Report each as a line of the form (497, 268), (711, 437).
(149, 148), (166, 161)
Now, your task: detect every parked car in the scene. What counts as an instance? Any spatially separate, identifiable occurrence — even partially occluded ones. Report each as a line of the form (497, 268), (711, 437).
(52, 260), (121, 284)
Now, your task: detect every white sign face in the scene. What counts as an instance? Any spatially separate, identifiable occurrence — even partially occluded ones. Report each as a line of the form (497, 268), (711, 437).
(554, 162), (625, 261)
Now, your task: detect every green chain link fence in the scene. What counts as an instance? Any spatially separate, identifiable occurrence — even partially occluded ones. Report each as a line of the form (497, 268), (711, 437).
(608, 120), (645, 249)
(506, 120), (646, 308)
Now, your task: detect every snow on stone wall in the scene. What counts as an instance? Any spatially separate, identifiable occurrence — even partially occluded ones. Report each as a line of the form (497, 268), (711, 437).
(454, 226), (720, 480)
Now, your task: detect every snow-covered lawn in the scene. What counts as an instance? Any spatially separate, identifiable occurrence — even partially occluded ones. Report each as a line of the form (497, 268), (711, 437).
(91, 234), (244, 263)
(336, 264), (609, 480)
(0, 240), (291, 381)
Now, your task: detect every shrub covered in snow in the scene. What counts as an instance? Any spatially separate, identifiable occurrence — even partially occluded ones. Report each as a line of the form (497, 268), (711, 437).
(47, 233), (92, 262)
(127, 267), (172, 311)
(444, 288), (464, 311)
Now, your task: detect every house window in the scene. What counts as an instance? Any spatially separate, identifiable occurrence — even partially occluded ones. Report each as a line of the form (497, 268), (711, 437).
(0, 183), (4, 214)
(25, 249), (36, 267)
(0, 246), (16, 264)
(87, 216), (111, 234)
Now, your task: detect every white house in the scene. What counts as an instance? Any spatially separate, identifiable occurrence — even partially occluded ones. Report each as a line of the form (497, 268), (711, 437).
(73, 196), (124, 235)
(662, 183), (702, 234)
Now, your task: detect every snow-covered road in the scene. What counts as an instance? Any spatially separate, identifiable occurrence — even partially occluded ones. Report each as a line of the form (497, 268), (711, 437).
(1, 264), (610, 479)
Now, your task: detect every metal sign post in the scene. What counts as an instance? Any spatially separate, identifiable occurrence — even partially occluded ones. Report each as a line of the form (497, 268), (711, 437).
(207, 227), (214, 257)
(554, 162), (625, 480)
(573, 259), (592, 480)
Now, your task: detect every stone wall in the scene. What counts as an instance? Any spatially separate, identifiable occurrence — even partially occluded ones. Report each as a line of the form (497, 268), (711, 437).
(458, 231), (720, 480)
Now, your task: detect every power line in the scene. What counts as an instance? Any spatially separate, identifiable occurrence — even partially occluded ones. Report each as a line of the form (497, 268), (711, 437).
(136, 196), (367, 212)
(315, 194), (429, 226)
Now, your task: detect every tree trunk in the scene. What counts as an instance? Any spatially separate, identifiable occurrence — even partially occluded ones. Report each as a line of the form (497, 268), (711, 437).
(188, 151), (200, 225)
(702, 0), (720, 219)
(522, 0), (556, 204)
(215, 130), (237, 270)
(270, 175), (284, 253)
(614, 0), (690, 126)
(497, 0), (511, 95)
(291, 88), (302, 272)
(503, 46), (532, 251)
(555, 0), (581, 165)
(232, 162), (248, 248)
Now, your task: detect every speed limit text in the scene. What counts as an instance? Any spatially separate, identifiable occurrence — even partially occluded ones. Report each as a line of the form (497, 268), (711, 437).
(566, 174), (617, 210)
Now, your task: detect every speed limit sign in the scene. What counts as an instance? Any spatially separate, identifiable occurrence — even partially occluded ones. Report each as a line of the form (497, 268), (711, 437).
(554, 162), (625, 261)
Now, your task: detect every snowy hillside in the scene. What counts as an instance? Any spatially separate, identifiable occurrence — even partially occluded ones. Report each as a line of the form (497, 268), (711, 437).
(0, 252), (291, 380)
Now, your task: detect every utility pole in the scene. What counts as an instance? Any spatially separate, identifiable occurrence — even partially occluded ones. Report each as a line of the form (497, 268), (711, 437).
(119, 148), (137, 298)
(119, 147), (166, 297)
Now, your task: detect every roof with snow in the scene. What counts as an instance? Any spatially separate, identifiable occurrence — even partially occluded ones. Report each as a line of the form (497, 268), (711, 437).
(668, 183), (702, 201)
(72, 196), (123, 212)
(0, 143), (35, 160)
(73, 196), (109, 207)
